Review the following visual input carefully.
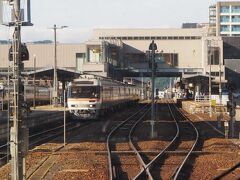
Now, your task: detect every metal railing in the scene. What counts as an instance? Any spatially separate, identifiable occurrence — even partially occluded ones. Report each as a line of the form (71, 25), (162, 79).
(195, 95), (210, 102)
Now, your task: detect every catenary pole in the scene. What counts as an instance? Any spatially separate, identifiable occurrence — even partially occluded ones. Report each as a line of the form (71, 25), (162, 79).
(10, 0), (26, 179)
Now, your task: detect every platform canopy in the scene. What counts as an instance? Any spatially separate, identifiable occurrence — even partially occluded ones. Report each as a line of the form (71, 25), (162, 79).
(26, 67), (82, 82)
(182, 74), (212, 84)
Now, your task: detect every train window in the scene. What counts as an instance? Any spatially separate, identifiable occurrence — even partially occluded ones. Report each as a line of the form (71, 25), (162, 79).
(69, 86), (100, 98)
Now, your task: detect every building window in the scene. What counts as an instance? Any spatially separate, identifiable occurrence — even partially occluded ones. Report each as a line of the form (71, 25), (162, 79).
(155, 53), (178, 67)
(208, 72), (224, 77)
(208, 48), (220, 65)
(220, 6), (230, 13)
(232, 25), (240, 32)
(76, 53), (85, 71)
(220, 25), (230, 32)
(232, 15), (240, 22)
(220, 16), (230, 22)
(232, 6), (240, 13)
(172, 54), (178, 67)
(88, 46), (101, 63)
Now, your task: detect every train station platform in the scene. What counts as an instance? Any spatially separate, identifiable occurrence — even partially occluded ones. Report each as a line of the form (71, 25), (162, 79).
(181, 100), (227, 115)
(32, 105), (67, 111)
(181, 100), (240, 121)
(0, 105), (65, 121)
(0, 108), (64, 141)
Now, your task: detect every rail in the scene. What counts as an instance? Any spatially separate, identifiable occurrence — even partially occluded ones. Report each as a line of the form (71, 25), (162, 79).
(133, 101), (180, 179)
(128, 107), (151, 177)
(171, 104), (199, 179)
(133, 100), (199, 179)
(106, 103), (150, 180)
(29, 122), (77, 147)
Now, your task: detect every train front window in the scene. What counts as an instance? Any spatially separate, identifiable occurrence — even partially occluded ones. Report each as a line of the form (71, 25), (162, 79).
(70, 86), (100, 98)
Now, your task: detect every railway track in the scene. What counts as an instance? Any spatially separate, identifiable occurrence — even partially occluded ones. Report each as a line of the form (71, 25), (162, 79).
(134, 102), (199, 180)
(106, 100), (199, 179)
(0, 101), (239, 179)
(107, 103), (151, 179)
(26, 120), (94, 180)
(27, 104), (146, 180)
(0, 118), (91, 167)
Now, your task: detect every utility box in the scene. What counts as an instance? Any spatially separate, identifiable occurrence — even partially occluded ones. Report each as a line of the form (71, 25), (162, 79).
(0, 0), (32, 26)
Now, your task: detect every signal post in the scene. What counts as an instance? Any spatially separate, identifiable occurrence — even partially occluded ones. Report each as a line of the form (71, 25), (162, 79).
(1, 0), (32, 179)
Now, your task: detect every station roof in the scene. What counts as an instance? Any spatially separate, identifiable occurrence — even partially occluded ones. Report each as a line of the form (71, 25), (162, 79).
(182, 74), (212, 84)
(26, 67), (82, 81)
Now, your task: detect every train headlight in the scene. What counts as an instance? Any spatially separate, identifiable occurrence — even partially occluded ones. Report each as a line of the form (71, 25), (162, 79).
(89, 104), (96, 108)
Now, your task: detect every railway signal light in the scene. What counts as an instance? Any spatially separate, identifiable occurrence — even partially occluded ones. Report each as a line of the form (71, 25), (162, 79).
(227, 101), (236, 117)
(149, 42), (157, 51)
(9, 43), (29, 61)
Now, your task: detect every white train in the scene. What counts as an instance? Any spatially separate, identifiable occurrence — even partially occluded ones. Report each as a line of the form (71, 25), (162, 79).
(67, 76), (141, 119)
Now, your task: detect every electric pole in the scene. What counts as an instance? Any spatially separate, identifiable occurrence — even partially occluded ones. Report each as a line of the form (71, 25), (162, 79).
(149, 40), (157, 139)
(10, 0), (25, 179)
(49, 24), (68, 107)
(219, 59), (222, 106)
(1, 1), (31, 179)
(53, 24), (58, 107)
(208, 40), (212, 118)
(6, 0), (30, 179)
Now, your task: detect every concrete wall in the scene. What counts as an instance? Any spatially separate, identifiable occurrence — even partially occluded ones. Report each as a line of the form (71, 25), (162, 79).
(0, 43), (86, 69)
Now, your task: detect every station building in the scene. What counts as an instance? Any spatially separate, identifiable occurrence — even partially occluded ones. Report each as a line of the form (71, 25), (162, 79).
(0, 27), (225, 94)
(2, 1), (240, 94)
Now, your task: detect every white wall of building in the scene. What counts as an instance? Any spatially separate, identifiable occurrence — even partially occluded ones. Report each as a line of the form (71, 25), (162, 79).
(0, 43), (86, 69)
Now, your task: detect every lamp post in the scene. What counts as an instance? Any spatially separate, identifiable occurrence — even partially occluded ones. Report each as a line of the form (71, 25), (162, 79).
(50, 24), (68, 107)
(208, 40), (212, 118)
(33, 54), (36, 109)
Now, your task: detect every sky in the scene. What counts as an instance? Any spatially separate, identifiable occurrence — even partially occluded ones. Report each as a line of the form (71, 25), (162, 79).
(0, 0), (232, 43)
